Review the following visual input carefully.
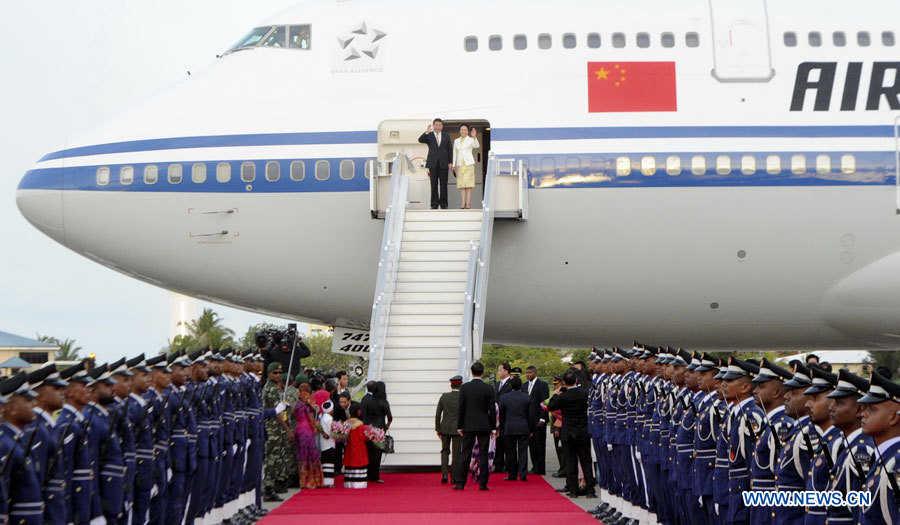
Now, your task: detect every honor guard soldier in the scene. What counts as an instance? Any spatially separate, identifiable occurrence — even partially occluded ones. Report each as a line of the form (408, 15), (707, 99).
(802, 365), (840, 525)
(185, 349), (211, 525)
(125, 354), (155, 525)
(694, 353), (725, 525)
(145, 354), (173, 525)
(722, 356), (764, 525)
(27, 364), (69, 525)
(0, 372), (44, 525)
(748, 358), (793, 525)
(166, 351), (193, 524)
(58, 360), (96, 525)
(857, 371), (900, 525)
(84, 364), (127, 523)
(825, 369), (875, 525)
(204, 348), (226, 522)
(109, 358), (136, 525)
(589, 352), (614, 518)
(711, 360), (731, 524)
(773, 361), (812, 525)
(235, 349), (268, 522)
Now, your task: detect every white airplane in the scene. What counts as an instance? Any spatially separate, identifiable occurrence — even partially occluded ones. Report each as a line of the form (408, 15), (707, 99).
(16, 0), (900, 352)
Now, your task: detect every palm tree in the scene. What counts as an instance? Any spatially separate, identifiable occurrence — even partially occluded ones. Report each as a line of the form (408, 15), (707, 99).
(177, 308), (236, 352)
(36, 334), (82, 361)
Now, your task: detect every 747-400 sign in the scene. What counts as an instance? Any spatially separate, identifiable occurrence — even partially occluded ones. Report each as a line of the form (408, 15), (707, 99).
(331, 327), (370, 355)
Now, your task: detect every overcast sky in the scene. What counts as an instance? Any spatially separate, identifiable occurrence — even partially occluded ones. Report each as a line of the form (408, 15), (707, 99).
(1, 1), (305, 362)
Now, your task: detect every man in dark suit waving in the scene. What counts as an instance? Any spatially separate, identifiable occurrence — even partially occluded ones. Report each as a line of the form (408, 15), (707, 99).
(525, 365), (550, 474)
(455, 362), (495, 491)
(547, 369), (596, 498)
(418, 118), (453, 209)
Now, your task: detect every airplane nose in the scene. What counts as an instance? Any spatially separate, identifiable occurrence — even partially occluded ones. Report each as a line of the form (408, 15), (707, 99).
(16, 168), (66, 245)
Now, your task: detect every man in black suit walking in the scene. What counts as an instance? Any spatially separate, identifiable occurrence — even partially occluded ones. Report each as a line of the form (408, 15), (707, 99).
(493, 362), (512, 473)
(525, 365), (550, 475)
(547, 369), (596, 498)
(455, 362), (496, 491)
(499, 376), (535, 481)
(418, 118), (453, 209)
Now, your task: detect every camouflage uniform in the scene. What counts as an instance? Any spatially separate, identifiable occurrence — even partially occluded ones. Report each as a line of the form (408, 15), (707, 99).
(262, 380), (289, 491)
(283, 385), (300, 478)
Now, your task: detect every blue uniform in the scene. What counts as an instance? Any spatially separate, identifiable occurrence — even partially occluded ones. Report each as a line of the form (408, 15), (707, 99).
(57, 404), (94, 525)
(861, 437), (900, 525)
(110, 397), (136, 525)
(826, 429), (875, 525)
(84, 401), (127, 523)
(727, 398), (765, 524)
(127, 392), (154, 525)
(803, 425), (842, 525)
(773, 415), (812, 525)
(188, 381), (211, 523)
(145, 387), (172, 525)
(29, 408), (67, 525)
(749, 406), (793, 525)
(164, 385), (189, 524)
(0, 422), (44, 525)
(711, 400), (730, 525)
(693, 392), (719, 525)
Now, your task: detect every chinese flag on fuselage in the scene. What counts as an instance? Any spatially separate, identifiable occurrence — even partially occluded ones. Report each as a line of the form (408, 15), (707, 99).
(587, 61), (677, 112)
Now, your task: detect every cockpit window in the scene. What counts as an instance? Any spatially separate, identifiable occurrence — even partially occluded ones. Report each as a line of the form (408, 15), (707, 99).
(289, 25), (312, 49)
(261, 26), (287, 47)
(227, 26), (274, 53)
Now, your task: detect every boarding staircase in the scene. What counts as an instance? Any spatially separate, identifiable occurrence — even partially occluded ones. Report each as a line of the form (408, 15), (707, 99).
(366, 152), (527, 466)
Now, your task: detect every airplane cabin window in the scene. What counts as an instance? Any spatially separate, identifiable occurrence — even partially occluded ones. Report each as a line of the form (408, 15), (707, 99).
(143, 165), (158, 184)
(265, 161), (280, 182)
(766, 155), (781, 175)
(192, 163), (207, 184)
(587, 33), (601, 48)
(216, 163), (231, 183)
(685, 32), (700, 48)
(562, 33), (576, 49)
(241, 162), (255, 183)
(691, 155), (706, 175)
(120, 166), (134, 185)
(566, 157), (579, 174)
(816, 154), (831, 174)
(96, 167), (110, 186)
(841, 154), (856, 174)
(489, 35), (502, 51)
(640, 156), (656, 176)
(833, 32), (846, 47)
(168, 164), (183, 184)
(791, 154), (806, 175)
(857, 31), (871, 47)
(340, 160), (355, 180)
(464, 36), (478, 52)
(226, 26), (273, 53)
(615, 156), (631, 176)
(538, 34), (552, 49)
(661, 32), (675, 48)
(741, 155), (756, 175)
(289, 25), (311, 49)
(636, 32), (650, 48)
(315, 160), (331, 180)
(290, 161), (305, 181)
(364, 159), (375, 180)
(261, 26), (287, 47)
(883, 31), (896, 46)
(514, 34), (527, 50)
(666, 156), (681, 176)
(808, 32), (822, 47)
(612, 33), (626, 48)
(715, 155), (731, 175)
(783, 32), (797, 47)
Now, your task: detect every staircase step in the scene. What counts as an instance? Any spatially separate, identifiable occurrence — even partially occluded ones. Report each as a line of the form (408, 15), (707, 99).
(382, 358), (458, 371)
(377, 427), (444, 441)
(383, 369), (457, 382)
(389, 303), (464, 315)
(391, 404), (446, 418)
(397, 260), (469, 273)
(405, 210), (482, 222)
(381, 440), (451, 455)
(400, 250), (472, 262)
(386, 325), (460, 337)
(401, 240), (474, 252)
(395, 281), (466, 293)
(388, 313), (462, 326)
(384, 382), (447, 394)
(402, 230), (481, 242)
(396, 271), (468, 283)
(403, 221), (483, 232)
(393, 291), (466, 303)
(384, 336), (460, 348)
(382, 347), (459, 360)
(380, 452), (442, 466)
(389, 393), (448, 407)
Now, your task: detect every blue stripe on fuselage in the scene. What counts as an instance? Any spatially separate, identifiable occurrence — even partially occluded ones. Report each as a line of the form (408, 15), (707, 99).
(37, 125), (895, 162)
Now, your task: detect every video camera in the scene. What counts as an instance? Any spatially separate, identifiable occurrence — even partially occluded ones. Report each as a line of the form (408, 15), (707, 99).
(256, 323), (311, 376)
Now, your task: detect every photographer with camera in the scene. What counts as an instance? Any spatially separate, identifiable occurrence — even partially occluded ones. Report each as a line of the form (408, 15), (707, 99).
(257, 325), (311, 389)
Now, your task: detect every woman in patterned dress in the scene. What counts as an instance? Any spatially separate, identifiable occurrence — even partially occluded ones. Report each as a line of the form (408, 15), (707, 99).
(294, 383), (324, 488)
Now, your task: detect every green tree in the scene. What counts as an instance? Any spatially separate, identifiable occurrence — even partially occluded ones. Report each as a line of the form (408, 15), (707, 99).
(176, 308), (236, 352)
(303, 333), (356, 372)
(37, 334), (82, 361)
(865, 350), (900, 380)
(479, 345), (585, 381)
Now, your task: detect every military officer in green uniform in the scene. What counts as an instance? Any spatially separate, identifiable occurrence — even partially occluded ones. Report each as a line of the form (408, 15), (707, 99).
(435, 375), (463, 484)
(262, 363), (291, 501)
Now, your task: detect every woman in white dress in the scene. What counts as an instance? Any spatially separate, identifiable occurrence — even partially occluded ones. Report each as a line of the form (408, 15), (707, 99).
(452, 124), (479, 209)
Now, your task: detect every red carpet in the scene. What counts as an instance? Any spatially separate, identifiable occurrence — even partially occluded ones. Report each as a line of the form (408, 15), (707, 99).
(260, 472), (598, 525)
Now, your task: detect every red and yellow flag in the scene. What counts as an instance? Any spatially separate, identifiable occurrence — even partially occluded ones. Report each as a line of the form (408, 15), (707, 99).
(587, 61), (677, 112)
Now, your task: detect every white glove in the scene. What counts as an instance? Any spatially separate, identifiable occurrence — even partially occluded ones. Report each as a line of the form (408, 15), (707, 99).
(714, 503), (719, 516)
(275, 402), (287, 415)
(89, 517), (107, 525)
(167, 468), (173, 482)
(607, 444), (613, 451)
(698, 496), (703, 508)
(635, 451), (641, 461)
(150, 484), (159, 498)
(232, 444), (238, 455)
(246, 439), (251, 450)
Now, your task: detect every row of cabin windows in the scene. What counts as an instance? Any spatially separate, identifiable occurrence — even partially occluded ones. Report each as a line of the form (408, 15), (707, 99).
(784, 30), (895, 47)
(464, 31), (700, 52)
(602, 153), (857, 177)
(96, 160), (360, 186)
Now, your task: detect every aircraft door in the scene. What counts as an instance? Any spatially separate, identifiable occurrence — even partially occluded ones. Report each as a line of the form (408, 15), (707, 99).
(376, 120), (431, 212)
(443, 119), (490, 210)
(708, 0), (774, 82)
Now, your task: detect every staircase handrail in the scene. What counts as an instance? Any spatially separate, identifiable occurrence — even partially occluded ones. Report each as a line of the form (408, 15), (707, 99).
(367, 153), (410, 381)
(472, 152), (499, 359)
(458, 241), (479, 377)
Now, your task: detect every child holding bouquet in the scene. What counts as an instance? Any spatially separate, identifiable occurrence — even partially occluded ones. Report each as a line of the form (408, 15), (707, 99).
(318, 400), (337, 487)
(343, 402), (372, 488)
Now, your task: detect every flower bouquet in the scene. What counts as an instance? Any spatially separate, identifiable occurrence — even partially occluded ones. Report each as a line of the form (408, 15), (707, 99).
(364, 425), (387, 450)
(330, 420), (351, 442)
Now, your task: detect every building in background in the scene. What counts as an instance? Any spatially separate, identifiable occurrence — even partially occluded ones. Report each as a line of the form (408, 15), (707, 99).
(308, 323), (333, 336)
(0, 330), (58, 377)
(169, 292), (199, 341)
(776, 350), (869, 375)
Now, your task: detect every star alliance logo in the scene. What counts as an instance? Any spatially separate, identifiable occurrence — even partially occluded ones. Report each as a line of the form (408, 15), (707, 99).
(337, 22), (387, 61)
